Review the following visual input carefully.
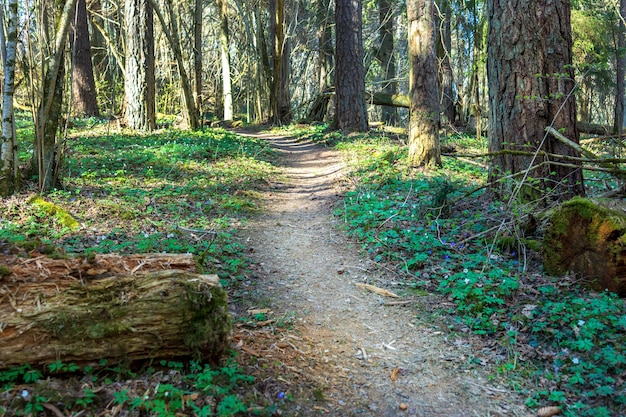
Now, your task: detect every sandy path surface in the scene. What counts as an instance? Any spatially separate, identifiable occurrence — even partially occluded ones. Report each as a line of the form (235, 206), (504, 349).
(237, 132), (528, 417)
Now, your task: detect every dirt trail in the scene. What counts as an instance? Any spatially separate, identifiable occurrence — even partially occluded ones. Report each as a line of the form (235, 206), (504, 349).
(236, 133), (528, 417)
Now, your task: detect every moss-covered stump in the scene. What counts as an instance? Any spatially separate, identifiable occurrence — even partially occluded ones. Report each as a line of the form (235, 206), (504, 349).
(543, 197), (626, 296)
(0, 254), (231, 370)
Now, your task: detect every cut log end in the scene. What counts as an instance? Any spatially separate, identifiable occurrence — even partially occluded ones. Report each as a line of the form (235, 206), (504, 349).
(543, 197), (626, 296)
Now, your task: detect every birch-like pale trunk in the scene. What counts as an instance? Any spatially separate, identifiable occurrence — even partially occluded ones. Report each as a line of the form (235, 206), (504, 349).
(217, 0), (233, 121)
(0, 0), (19, 196)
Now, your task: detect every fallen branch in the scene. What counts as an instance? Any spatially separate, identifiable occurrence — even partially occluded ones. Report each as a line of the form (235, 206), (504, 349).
(355, 283), (399, 298)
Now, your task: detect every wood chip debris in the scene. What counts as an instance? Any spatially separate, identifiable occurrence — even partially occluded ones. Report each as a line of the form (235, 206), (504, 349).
(355, 283), (399, 298)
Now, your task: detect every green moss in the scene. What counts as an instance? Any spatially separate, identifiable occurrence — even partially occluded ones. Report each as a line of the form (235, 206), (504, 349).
(0, 265), (11, 277)
(181, 278), (231, 364)
(28, 195), (80, 230)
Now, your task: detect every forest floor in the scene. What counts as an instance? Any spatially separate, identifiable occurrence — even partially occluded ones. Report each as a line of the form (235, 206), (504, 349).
(230, 131), (529, 417)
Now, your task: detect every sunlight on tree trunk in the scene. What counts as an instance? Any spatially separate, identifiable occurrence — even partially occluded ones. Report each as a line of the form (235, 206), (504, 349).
(217, 0), (233, 121)
(124, 0), (156, 131)
(0, 0), (19, 196)
(407, 0), (441, 168)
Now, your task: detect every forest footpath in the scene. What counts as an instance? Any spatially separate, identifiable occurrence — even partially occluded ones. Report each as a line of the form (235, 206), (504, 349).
(232, 131), (528, 417)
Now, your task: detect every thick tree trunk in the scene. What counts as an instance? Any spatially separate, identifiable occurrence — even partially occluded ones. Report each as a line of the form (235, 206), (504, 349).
(270, 0), (292, 124)
(487, 0), (584, 202)
(0, 254), (231, 369)
(70, 0), (99, 117)
(544, 198), (626, 297)
(407, 0), (441, 168)
(376, 0), (397, 125)
(0, 0), (19, 197)
(124, 0), (156, 131)
(334, 0), (368, 132)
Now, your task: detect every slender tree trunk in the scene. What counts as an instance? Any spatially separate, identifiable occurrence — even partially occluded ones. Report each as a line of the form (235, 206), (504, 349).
(70, 0), (99, 117)
(124, 0), (156, 131)
(317, 0), (333, 93)
(407, 0), (441, 168)
(155, 0), (199, 129)
(334, 0), (368, 132)
(487, 0), (584, 202)
(270, 0), (292, 124)
(437, 0), (455, 125)
(217, 0), (233, 121)
(376, 0), (397, 125)
(615, 0), (626, 135)
(194, 0), (203, 118)
(34, 0), (78, 191)
(0, 0), (19, 196)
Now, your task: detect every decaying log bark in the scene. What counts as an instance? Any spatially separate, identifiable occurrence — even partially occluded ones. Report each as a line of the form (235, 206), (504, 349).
(543, 197), (626, 297)
(0, 253), (231, 369)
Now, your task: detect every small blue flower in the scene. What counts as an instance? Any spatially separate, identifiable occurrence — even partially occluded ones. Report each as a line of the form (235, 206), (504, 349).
(277, 392), (285, 399)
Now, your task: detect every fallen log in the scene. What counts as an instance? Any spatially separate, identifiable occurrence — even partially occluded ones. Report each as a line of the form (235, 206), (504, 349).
(0, 253), (231, 370)
(543, 197), (626, 297)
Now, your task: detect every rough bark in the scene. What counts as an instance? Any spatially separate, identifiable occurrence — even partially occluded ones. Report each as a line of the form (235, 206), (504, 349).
(124, 0), (156, 131)
(70, 0), (99, 117)
(376, 0), (398, 125)
(0, 0), (19, 197)
(0, 253), (231, 369)
(334, 0), (368, 132)
(487, 0), (584, 202)
(543, 198), (626, 297)
(270, 0), (292, 124)
(407, 0), (441, 168)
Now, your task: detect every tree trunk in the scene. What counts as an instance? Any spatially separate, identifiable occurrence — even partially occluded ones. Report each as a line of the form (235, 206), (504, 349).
(155, 0), (199, 129)
(34, 0), (78, 192)
(309, 0), (333, 123)
(194, 0), (203, 117)
(217, 0), (233, 121)
(317, 0), (333, 92)
(334, 0), (368, 132)
(270, 0), (292, 124)
(614, 0), (626, 135)
(0, 0), (19, 197)
(0, 253), (231, 369)
(543, 198), (626, 297)
(407, 0), (441, 168)
(487, 0), (584, 202)
(70, 0), (99, 117)
(376, 0), (397, 125)
(437, 0), (455, 125)
(124, 0), (156, 131)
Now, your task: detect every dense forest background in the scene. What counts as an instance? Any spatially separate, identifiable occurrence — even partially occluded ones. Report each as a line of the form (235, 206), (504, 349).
(1, 0), (626, 197)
